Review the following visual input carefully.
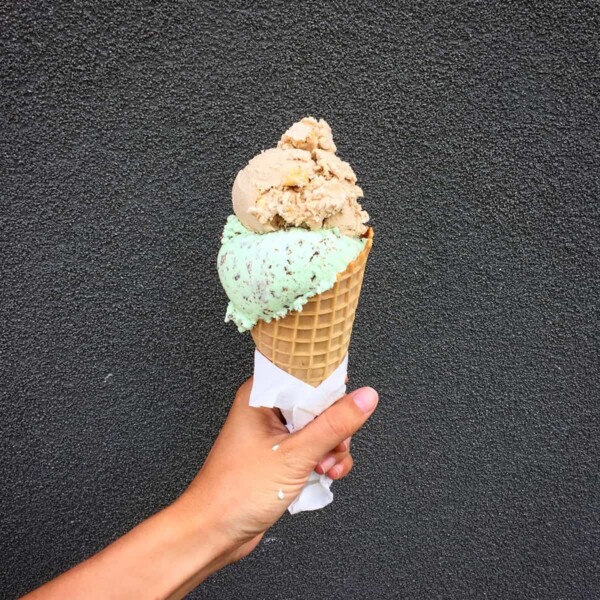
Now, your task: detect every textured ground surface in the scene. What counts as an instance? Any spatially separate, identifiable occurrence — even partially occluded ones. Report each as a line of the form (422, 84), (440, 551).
(1, 2), (599, 598)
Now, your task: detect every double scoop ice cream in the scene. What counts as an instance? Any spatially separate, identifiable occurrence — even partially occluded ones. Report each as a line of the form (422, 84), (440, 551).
(218, 117), (371, 335)
(217, 117), (373, 511)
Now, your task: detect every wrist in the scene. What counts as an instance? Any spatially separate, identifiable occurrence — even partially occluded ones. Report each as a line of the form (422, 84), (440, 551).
(28, 491), (239, 600)
(169, 489), (239, 567)
(138, 497), (235, 599)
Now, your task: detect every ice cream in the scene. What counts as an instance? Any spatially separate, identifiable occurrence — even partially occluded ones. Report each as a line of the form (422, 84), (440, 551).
(232, 117), (369, 236)
(217, 118), (373, 512)
(218, 116), (370, 334)
(218, 215), (366, 332)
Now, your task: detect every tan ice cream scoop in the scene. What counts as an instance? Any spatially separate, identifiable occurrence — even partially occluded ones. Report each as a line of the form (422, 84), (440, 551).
(232, 117), (369, 236)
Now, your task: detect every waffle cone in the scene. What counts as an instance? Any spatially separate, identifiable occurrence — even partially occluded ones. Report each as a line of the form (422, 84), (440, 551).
(251, 228), (373, 387)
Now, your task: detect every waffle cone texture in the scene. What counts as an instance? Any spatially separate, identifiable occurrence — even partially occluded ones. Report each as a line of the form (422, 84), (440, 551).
(251, 228), (373, 387)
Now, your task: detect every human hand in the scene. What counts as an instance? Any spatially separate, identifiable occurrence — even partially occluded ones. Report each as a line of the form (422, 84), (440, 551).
(177, 378), (379, 564)
(23, 379), (378, 600)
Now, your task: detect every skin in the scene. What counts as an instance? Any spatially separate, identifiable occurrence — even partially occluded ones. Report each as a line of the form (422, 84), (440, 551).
(23, 380), (379, 600)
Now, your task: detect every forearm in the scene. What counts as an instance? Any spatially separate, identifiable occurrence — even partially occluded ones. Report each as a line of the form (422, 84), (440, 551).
(24, 496), (234, 600)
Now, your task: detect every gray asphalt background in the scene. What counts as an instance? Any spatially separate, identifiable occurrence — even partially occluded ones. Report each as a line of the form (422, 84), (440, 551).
(1, 1), (599, 598)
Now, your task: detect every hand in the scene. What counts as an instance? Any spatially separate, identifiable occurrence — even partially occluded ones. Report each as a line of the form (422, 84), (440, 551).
(178, 378), (379, 563)
(23, 379), (378, 600)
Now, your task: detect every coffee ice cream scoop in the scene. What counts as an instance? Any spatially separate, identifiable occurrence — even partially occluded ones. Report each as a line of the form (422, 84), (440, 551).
(232, 117), (369, 236)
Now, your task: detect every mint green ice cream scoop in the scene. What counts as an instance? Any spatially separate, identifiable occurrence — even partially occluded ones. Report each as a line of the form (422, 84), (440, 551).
(217, 216), (367, 332)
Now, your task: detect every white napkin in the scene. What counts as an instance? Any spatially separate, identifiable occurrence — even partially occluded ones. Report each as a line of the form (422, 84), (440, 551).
(249, 350), (348, 515)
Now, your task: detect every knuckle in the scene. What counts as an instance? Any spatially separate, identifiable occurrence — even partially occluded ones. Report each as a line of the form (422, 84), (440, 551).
(323, 409), (351, 441)
(234, 379), (252, 403)
(336, 450), (349, 462)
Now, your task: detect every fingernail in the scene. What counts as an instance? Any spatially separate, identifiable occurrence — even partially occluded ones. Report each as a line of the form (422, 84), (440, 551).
(330, 464), (342, 478)
(319, 455), (336, 473)
(352, 387), (377, 414)
(343, 437), (351, 451)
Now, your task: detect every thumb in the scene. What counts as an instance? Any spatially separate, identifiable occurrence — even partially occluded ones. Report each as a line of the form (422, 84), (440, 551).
(290, 387), (378, 464)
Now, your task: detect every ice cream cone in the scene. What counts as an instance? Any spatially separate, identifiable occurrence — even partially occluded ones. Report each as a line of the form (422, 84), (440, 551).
(251, 228), (373, 387)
